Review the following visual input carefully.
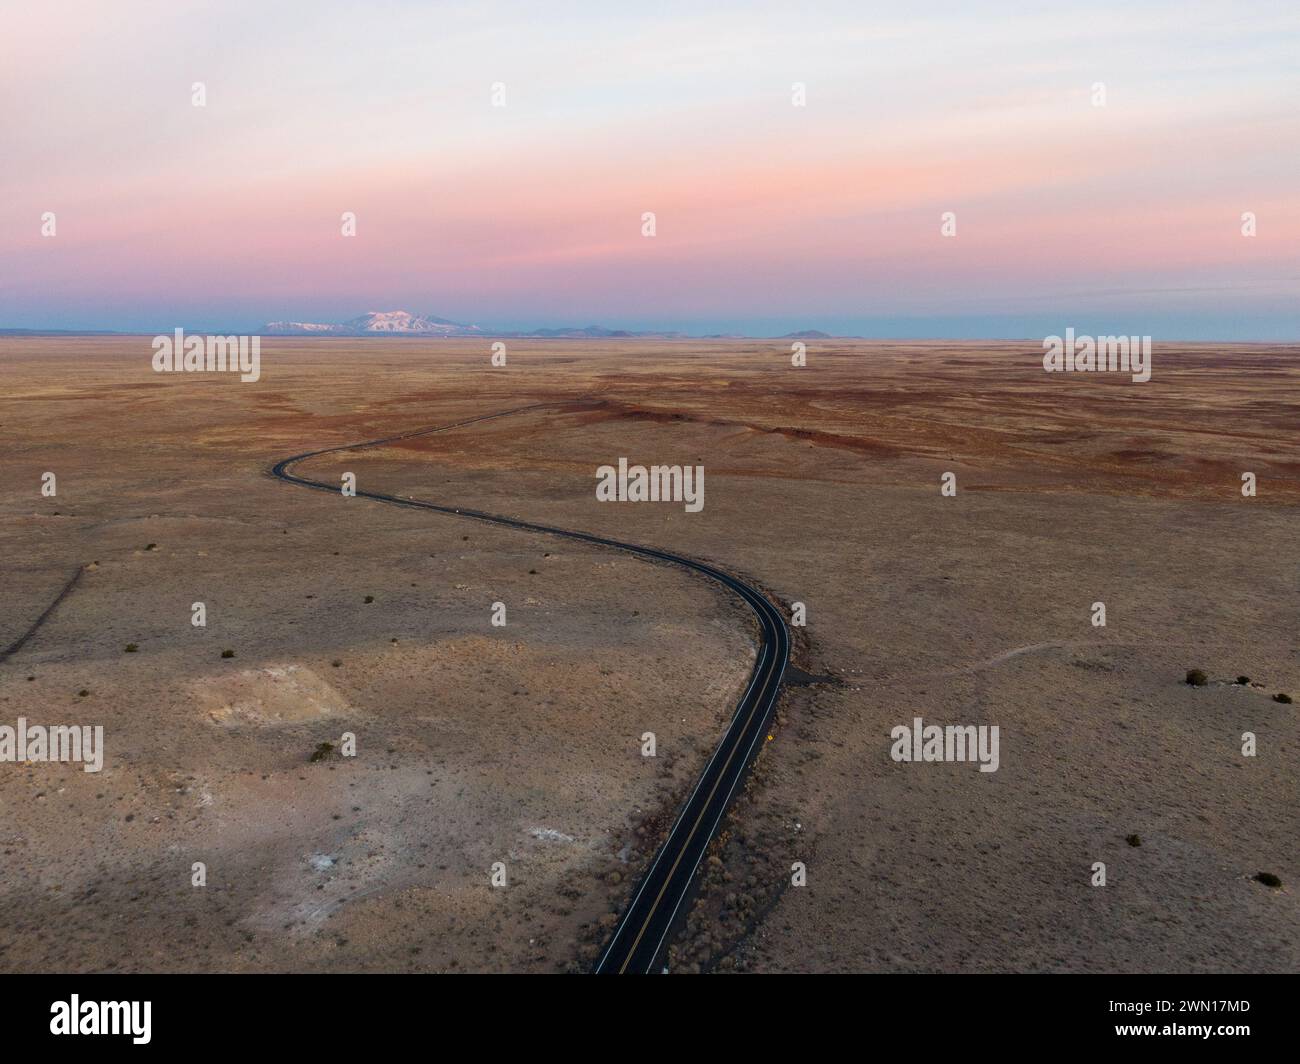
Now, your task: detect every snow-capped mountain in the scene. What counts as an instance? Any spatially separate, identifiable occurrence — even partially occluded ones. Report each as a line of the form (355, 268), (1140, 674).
(263, 311), (482, 336)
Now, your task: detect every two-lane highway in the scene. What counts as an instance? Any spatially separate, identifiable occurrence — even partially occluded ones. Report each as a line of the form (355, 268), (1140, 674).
(270, 403), (789, 974)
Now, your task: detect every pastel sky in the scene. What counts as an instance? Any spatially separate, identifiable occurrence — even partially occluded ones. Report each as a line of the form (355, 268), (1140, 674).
(2, 0), (1297, 338)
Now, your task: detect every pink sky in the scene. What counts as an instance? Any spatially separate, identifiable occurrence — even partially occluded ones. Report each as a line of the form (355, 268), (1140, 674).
(2, 1), (1297, 337)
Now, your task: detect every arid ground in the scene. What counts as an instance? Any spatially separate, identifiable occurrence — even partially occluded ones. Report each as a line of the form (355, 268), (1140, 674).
(1, 336), (1296, 973)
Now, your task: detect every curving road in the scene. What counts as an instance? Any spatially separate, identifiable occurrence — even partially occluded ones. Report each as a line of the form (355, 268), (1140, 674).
(269, 403), (789, 974)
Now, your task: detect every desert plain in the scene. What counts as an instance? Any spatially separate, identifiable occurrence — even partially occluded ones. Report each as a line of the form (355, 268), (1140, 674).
(0, 336), (1296, 973)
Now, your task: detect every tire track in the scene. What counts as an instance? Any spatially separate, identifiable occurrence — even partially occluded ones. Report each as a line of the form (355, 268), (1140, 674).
(0, 567), (85, 665)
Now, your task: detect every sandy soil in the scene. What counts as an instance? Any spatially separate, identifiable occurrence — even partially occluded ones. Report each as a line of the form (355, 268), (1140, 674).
(1, 336), (1296, 972)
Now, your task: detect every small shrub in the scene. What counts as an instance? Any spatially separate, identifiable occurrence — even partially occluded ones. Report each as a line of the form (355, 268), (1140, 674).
(145, 543), (157, 551)
(1185, 669), (1207, 686)
(78, 689), (89, 697)
(331, 659), (342, 668)
(1254, 872), (1282, 888)
(364, 595), (374, 604)
(1125, 834), (1142, 847)
(1273, 693), (1293, 704)
(309, 742), (335, 763)
(1236, 676), (1250, 685)
(124, 643), (138, 653)
(220, 649), (234, 659)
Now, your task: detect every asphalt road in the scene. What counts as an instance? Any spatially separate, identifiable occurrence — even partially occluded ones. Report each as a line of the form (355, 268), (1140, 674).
(270, 404), (790, 974)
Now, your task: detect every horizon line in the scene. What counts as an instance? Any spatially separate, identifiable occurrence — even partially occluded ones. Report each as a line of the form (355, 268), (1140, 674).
(4, 328), (1297, 346)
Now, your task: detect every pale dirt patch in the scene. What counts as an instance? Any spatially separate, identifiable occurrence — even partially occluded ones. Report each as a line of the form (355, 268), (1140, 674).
(194, 664), (352, 726)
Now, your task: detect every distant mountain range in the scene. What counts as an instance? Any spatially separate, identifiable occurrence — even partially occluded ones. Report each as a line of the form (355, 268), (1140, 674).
(260, 311), (837, 340)
(263, 310), (483, 336)
(0, 313), (844, 339)
(262, 310), (691, 338)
